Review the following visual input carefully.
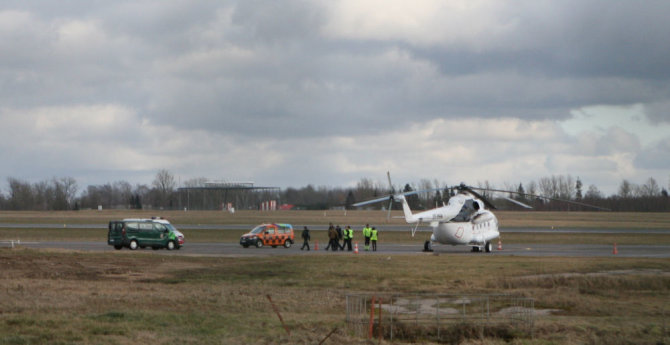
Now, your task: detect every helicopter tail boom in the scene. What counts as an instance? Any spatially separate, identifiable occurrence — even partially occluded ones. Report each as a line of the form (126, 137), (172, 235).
(394, 194), (419, 223)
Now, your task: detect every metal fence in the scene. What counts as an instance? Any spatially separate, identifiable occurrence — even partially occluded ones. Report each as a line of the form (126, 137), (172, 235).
(346, 293), (534, 342)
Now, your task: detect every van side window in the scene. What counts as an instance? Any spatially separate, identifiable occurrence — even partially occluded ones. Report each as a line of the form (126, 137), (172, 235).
(277, 227), (285, 234)
(154, 223), (167, 232)
(126, 222), (139, 232)
(266, 228), (275, 235)
(139, 223), (153, 231)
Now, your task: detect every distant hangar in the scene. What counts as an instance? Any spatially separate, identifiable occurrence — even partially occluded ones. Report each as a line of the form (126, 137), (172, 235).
(177, 180), (280, 210)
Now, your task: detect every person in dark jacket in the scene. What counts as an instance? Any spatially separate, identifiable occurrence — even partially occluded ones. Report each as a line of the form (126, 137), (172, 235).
(300, 226), (311, 250)
(325, 223), (338, 251)
(336, 225), (344, 250)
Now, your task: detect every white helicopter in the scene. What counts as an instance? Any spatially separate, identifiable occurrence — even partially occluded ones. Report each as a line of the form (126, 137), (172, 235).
(353, 173), (609, 253)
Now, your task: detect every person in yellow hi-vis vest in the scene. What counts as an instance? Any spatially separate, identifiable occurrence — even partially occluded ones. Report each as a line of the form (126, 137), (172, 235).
(362, 224), (372, 251)
(370, 227), (378, 251)
(344, 225), (353, 251)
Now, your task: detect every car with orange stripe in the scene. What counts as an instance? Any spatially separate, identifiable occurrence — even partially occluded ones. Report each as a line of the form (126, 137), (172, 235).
(239, 223), (294, 248)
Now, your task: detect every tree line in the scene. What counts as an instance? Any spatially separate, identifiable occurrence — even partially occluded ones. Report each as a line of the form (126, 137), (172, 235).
(0, 171), (668, 212)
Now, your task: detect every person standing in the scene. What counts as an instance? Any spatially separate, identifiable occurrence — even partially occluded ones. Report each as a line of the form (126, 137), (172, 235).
(325, 223), (338, 251)
(344, 225), (353, 251)
(370, 227), (378, 251)
(363, 224), (372, 251)
(300, 226), (311, 251)
(336, 224), (344, 250)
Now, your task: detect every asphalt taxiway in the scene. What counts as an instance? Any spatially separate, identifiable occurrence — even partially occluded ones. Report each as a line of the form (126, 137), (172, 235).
(1, 223), (668, 257)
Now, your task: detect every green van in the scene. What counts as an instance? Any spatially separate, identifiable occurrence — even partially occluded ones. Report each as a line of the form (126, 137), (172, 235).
(108, 218), (183, 250)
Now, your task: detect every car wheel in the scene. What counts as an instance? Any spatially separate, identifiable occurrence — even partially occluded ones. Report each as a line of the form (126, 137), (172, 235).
(256, 240), (264, 248)
(114, 245), (122, 250)
(129, 240), (139, 250)
(167, 241), (175, 250)
(283, 240), (292, 248)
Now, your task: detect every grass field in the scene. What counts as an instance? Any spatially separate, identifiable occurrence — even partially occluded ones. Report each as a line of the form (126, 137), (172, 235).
(1, 209), (670, 229)
(2, 209), (669, 245)
(0, 210), (669, 344)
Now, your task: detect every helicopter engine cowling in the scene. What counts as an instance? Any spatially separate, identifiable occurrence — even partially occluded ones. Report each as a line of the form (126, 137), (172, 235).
(471, 210), (494, 224)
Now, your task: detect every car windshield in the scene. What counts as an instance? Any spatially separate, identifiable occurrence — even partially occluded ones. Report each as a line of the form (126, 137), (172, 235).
(250, 225), (265, 234)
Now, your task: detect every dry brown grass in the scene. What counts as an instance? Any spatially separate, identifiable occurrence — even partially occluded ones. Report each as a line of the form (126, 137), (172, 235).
(0, 248), (668, 344)
(1, 210), (669, 344)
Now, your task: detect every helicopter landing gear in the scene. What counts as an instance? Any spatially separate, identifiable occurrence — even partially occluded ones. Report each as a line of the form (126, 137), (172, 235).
(423, 240), (433, 252)
(471, 242), (493, 253)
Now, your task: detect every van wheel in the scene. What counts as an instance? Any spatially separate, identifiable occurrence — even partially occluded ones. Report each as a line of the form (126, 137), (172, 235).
(256, 240), (263, 248)
(129, 240), (139, 250)
(167, 241), (175, 250)
(283, 240), (292, 248)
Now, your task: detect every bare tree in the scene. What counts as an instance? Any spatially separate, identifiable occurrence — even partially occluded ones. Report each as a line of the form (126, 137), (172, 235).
(527, 180), (537, 196)
(152, 169), (176, 209)
(538, 177), (554, 198)
(584, 184), (603, 200)
(618, 179), (633, 198)
(640, 177), (661, 197)
(183, 177), (208, 187)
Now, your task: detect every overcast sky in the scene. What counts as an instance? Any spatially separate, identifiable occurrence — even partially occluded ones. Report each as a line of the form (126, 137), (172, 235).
(1, 0), (669, 196)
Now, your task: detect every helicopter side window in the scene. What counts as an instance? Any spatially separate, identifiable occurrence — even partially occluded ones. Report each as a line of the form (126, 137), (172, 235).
(453, 199), (477, 222)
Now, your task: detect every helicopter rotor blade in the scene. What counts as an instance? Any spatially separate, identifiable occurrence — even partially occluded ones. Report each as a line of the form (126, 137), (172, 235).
(503, 197), (533, 209)
(456, 184), (497, 210)
(352, 195), (393, 207)
(465, 185), (611, 211)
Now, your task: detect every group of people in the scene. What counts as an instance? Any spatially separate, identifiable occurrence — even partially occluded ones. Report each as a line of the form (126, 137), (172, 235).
(300, 223), (378, 252)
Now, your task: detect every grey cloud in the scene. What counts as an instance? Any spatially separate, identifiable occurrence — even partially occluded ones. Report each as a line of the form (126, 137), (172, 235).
(635, 138), (670, 170)
(230, 0), (326, 44)
(645, 101), (670, 124)
(4, 0), (670, 139)
(1, 0), (670, 195)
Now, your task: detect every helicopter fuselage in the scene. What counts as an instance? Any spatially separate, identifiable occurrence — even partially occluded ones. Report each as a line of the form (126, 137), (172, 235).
(431, 210), (499, 246)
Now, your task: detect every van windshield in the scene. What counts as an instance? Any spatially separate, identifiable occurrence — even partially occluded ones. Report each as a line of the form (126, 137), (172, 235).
(250, 225), (265, 234)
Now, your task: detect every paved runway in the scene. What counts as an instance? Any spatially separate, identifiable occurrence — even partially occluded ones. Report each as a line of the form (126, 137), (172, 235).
(4, 240), (669, 258)
(3, 223), (670, 234)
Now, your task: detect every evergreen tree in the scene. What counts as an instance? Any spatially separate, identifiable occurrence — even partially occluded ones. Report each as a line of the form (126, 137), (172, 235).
(345, 190), (356, 210)
(517, 183), (526, 202)
(575, 178), (583, 200)
(404, 184), (421, 209)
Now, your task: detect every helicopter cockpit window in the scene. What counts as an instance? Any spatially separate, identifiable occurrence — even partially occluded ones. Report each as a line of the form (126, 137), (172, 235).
(453, 199), (478, 222)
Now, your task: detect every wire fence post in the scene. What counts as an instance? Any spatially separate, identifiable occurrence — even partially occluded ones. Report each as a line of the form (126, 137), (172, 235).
(346, 293), (534, 342)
